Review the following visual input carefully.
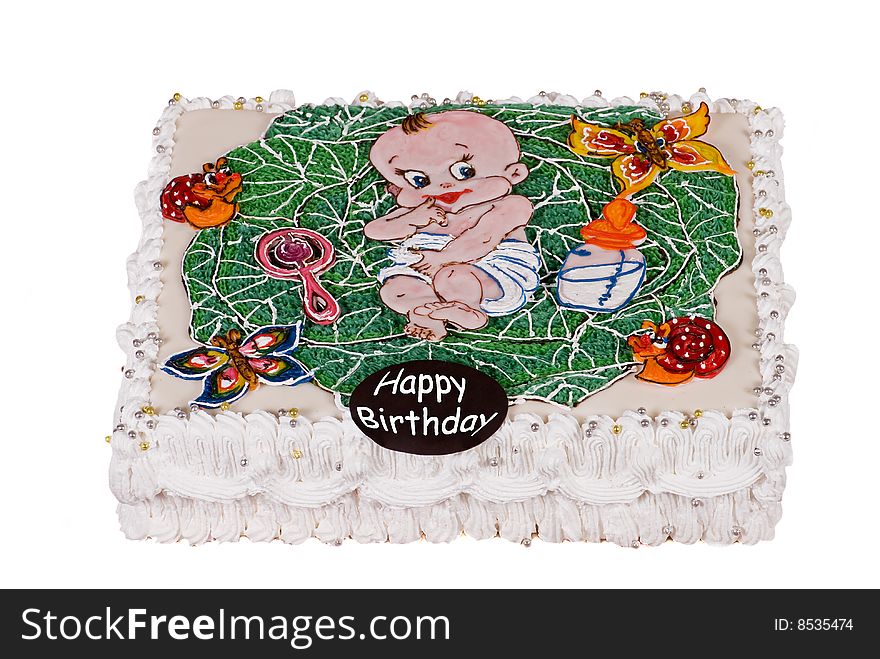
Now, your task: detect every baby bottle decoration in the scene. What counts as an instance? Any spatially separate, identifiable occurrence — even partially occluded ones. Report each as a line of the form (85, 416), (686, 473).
(556, 199), (647, 313)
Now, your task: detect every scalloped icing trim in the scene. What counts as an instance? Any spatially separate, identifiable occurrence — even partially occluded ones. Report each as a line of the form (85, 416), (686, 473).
(111, 90), (796, 546)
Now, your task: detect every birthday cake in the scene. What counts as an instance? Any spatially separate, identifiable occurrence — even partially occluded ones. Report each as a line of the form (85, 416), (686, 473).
(109, 90), (796, 546)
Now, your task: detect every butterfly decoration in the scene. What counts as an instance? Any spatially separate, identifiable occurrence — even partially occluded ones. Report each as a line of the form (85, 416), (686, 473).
(568, 102), (736, 198)
(162, 322), (312, 408)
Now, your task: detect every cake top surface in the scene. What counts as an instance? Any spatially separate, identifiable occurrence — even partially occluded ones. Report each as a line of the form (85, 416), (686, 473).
(135, 91), (768, 454)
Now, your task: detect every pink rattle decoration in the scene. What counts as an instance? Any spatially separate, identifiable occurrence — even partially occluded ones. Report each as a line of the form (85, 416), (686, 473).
(255, 227), (341, 325)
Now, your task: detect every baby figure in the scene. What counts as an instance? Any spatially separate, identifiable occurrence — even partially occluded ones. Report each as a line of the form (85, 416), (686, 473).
(367, 111), (541, 341)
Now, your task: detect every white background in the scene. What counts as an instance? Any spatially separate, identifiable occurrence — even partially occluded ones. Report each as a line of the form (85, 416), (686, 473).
(2, 0), (877, 589)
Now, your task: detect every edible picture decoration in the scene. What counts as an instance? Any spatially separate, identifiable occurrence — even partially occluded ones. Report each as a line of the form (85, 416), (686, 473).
(162, 323), (313, 408)
(567, 102), (735, 198)
(366, 110), (541, 343)
(627, 316), (731, 385)
(349, 360), (508, 455)
(255, 227), (341, 325)
(556, 198), (647, 312)
(161, 157), (242, 229)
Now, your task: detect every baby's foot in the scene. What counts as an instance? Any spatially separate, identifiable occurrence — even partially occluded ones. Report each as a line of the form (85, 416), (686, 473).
(404, 313), (447, 342)
(414, 301), (489, 330)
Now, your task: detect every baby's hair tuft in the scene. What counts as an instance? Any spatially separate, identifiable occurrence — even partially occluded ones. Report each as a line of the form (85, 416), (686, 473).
(401, 113), (433, 135)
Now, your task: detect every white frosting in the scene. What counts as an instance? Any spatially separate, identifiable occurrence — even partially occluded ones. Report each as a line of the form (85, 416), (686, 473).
(118, 486), (783, 546)
(111, 409), (784, 506)
(111, 90), (796, 546)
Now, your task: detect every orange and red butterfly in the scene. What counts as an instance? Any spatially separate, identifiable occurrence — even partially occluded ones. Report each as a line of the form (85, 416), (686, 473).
(568, 102), (735, 198)
(162, 322), (312, 408)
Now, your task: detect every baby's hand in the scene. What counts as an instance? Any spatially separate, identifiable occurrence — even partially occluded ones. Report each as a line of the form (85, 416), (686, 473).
(410, 249), (449, 278)
(406, 198), (447, 228)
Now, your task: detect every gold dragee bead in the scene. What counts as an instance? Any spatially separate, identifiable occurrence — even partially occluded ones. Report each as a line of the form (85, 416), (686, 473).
(255, 96), (263, 103)
(680, 420), (690, 429)
(359, 94), (369, 102)
(291, 449), (303, 459)
(139, 441), (150, 451)
(142, 405), (156, 415)
(746, 161), (755, 170)
(233, 101), (243, 111)
(639, 92), (648, 98)
(289, 407), (300, 418)
(754, 170), (765, 176)
(759, 208), (774, 218)
(220, 402), (231, 411)
(105, 435), (112, 443)
(694, 409), (703, 418)
(172, 92), (182, 102)
(681, 102), (692, 113)
(611, 424), (622, 435)
(753, 106), (762, 114)
(135, 295), (145, 304)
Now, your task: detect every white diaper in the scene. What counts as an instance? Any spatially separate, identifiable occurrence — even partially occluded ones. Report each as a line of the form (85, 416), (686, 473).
(377, 232), (542, 316)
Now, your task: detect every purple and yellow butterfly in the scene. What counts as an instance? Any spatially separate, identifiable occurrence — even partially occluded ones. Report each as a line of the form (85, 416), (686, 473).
(162, 322), (312, 408)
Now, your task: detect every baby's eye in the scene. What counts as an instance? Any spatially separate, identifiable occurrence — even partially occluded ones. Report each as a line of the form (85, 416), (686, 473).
(204, 172), (218, 186)
(403, 170), (430, 189)
(450, 160), (475, 181)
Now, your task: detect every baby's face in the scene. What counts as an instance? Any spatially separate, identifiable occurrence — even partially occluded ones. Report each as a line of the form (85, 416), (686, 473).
(371, 111), (528, 212)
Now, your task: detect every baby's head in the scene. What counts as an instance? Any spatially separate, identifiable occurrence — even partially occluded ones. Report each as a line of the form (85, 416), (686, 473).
(370, 110), (529, 212)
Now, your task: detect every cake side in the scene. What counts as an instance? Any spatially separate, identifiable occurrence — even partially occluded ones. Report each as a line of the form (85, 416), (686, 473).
(110, 91), (795, 546)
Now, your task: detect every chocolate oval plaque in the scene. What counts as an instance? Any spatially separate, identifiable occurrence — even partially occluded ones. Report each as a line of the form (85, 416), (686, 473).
(349, 360), (508, 455)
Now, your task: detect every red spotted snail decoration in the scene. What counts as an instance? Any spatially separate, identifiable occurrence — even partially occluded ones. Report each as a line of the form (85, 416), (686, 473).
(161, 157), (242, 229)
(627, 316), (731, 385)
